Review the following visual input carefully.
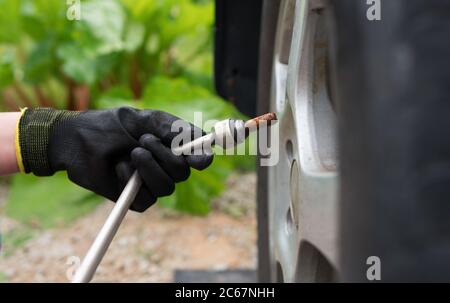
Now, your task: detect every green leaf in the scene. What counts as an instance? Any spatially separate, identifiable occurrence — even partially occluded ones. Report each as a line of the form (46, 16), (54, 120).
(96, 85), (136, 109)
(20, 0), (53, 41)
(120, 0), (158, 22)
(0, 0), (21, 43)
(21, 14), (47, 41)
(123, 22), (145, 53)
(144, 33), (160, 55)
(159, 156), (232, 215)
(142, 76), (247, 124)
(57, 43), (97, 84)
(23, 38), (55, 83)
(57, 43), (119, 85)
(6, 172), (103, 228)
(0, 49), (16, 88)
(80, 0), (126, 54)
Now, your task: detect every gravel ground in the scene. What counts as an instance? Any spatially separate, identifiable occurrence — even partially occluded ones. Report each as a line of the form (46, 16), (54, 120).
(0, 173), (257, 283)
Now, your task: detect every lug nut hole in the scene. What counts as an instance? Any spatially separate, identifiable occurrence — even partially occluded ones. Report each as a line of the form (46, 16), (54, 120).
(286, 140), (294, 163)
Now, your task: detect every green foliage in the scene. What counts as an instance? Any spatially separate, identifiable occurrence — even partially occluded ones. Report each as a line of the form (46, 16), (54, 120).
(0, 49), (15, 89)
(0, 0), (21, 43)
(142, 76), (243, 122)
(6, 172), (102, 228)
(96, 85), (135, 109)
(1, 0), (255, 222)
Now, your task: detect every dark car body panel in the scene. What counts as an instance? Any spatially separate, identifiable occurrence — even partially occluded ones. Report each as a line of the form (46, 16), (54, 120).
(214, 0), (263, 117)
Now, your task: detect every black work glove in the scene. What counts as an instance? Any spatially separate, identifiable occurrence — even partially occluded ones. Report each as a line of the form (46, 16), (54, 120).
(17, 107), (213, 212)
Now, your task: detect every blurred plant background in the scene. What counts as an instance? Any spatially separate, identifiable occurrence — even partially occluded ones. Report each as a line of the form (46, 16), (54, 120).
(0, 0), (255, 229)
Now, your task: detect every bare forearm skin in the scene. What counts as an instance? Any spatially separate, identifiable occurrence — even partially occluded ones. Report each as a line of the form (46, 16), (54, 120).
(0, 112), (21, 175)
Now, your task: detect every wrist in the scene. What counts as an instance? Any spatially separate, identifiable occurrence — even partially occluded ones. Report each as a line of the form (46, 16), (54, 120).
(0, 111), (22, 175)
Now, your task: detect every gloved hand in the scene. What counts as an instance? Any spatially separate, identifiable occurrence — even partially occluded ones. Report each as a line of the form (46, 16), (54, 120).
(16, 107), (213, 212)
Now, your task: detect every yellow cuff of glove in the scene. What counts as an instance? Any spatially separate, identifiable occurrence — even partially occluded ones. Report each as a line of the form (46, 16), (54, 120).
(14, 107), (27, 173)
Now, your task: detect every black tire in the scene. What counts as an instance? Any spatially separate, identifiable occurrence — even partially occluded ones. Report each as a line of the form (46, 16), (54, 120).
(332, 0), (450, 282)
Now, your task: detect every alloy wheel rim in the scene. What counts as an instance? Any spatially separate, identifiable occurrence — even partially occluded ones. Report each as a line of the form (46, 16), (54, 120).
(268, 0), (339, 282)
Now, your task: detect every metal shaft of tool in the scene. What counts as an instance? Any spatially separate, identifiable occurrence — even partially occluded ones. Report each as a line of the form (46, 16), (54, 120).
(72, 133), (215, 283)
(72, 170), (142, 283)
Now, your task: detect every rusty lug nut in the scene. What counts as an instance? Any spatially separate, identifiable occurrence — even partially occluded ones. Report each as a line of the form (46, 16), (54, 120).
(244, 112), (278, 130)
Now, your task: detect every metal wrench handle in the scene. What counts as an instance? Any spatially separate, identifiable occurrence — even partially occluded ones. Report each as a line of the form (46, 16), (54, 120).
(72, 171), (142, 283)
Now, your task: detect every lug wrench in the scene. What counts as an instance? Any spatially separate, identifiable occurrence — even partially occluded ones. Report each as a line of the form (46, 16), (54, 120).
(72, 113), (277, 283)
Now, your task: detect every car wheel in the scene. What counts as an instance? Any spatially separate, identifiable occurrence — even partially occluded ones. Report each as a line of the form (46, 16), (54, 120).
(259, 0), (450, 283)
(257, 0), (339, 282)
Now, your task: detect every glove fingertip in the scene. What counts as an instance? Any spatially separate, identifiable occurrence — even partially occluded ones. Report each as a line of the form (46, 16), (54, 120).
(130, 187), (156, 213)
(186, 154), (214, 171)
(131, 147), (151, 163)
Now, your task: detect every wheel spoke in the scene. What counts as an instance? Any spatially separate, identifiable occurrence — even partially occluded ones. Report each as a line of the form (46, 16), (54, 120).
(268, 0), (339, 282)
